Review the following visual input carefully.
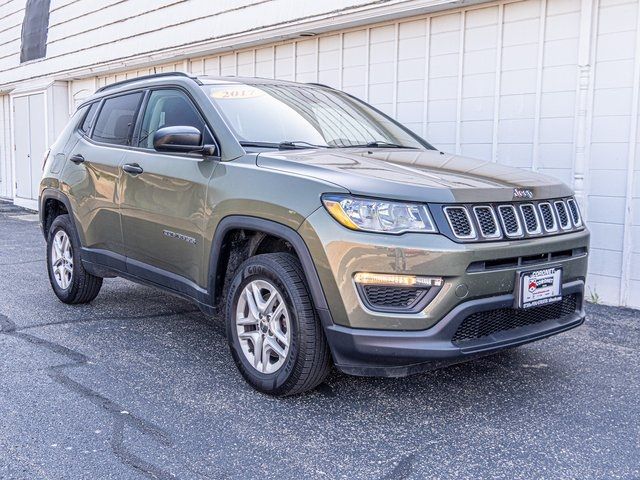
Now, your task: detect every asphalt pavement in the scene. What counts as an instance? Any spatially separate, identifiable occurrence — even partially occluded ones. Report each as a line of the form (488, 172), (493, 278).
(0, 201), (638, 479)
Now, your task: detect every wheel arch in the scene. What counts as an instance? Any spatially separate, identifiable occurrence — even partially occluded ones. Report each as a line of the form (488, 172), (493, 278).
(208, 216), (331, 322)
(40, 189), (78, 243)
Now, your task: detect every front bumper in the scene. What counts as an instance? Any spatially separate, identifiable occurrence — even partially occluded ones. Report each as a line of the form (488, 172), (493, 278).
(299, 207), (590, 331)
(325, 280), (585, 377)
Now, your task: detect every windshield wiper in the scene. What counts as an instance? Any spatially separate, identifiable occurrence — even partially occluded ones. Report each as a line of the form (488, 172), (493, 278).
(239, 141), (280, 149)
(239, 141), (328, 150)
(278, 141), (328, 150)
(353, 141), (418, 149)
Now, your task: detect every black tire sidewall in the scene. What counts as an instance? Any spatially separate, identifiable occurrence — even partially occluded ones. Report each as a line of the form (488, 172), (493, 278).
(46, 215), (82, 303)
(226, 260), (302, 394)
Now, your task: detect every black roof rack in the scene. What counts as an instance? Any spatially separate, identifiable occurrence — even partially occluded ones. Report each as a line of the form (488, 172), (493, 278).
(95, 72), (201, 93)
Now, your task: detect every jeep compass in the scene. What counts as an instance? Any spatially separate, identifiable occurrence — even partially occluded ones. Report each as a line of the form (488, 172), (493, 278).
(40, 73), (589, 395)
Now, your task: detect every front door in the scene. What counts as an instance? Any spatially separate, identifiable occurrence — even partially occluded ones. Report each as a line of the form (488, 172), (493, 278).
(119, 88), (217, 293)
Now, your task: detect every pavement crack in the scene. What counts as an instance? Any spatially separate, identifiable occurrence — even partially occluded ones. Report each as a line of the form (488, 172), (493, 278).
(380, 452), (416, 480)
(0, 313), (177, 479)
(111, 418), (177, 480)
(0, 258), (45, 266)
(16, 308), (202, 332)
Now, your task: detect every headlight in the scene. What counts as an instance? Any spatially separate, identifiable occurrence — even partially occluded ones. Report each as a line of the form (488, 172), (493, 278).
(322, 194), (437, 234)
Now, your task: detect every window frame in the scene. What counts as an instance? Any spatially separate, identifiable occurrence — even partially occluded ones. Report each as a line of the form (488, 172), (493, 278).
(130, 86), (220, 158)
(85, 89), (146, 148)
(76, 101), (100, 137)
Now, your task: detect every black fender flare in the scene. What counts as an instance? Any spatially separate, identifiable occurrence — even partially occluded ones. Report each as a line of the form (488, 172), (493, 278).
(39, 189), (79, 243)
(208, 216), (333, 325)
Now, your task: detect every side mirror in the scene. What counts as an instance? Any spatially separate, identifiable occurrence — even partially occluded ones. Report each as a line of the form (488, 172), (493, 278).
(153, 126), (202, 153)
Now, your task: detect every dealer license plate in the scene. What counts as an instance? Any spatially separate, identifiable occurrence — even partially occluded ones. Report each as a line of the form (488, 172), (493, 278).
(518, 267), (562, 309)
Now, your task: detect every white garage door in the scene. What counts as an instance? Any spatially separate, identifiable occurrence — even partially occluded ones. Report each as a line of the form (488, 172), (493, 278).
(13, 92), (46, 203)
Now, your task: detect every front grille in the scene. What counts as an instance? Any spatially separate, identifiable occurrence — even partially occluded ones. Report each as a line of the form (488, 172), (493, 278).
(473, 206), (500, 238)
(554, 200), (570, 230)
(452, 294), (579, 344)
(444, 207), (475, 239)
(438, 197), (582, 243)
(538, 202), (557, 232)
(497, 205), (522, 237)
(520, 204), (541, 234)
(362, 285), (424, 309)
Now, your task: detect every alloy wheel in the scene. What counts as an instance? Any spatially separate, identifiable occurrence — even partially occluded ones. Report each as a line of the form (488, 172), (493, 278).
(51, 230), (73, 290)
(235, 279), (291, 374)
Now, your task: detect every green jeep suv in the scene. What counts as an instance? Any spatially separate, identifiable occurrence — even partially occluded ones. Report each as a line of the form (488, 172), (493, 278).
(40, 73), (589, 396)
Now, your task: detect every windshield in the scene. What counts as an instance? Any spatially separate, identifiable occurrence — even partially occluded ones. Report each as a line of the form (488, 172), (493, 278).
(202, 83), (430, 149)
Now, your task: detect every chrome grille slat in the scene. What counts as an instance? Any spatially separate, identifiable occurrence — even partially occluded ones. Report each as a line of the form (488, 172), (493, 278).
(519, 203), (542, 235)
(566, 198), (582, 227)
(497, 205), (523, 237)
(473, 206), (501, 239)
(554, 200), (571, 230)
(444, 206), (476, 239)
(538, 202), (558, 232)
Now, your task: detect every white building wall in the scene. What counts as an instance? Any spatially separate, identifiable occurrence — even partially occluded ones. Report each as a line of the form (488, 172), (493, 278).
(1, 0), (639, 307)
(0, 95), (12, 198)
(1, 0), (477, 89)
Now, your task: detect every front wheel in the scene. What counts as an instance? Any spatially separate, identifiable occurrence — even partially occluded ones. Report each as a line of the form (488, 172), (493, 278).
(225, 253), (331, 396)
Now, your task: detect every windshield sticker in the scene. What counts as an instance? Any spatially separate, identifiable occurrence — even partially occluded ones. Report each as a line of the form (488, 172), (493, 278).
(211, 87), (264, 99)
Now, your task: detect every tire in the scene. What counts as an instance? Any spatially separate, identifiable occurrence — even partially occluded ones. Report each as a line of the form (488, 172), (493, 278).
(46, 214), (103, 304)
(225, 253), (331, 396)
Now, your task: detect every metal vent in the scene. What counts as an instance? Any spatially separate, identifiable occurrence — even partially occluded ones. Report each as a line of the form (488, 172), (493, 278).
(362, 285), (423, 309)
(473, 206), (501, 238)
(566, 198), (582, 227)
(497, 205), (522, 237)
(452, 295), (579, 344)
(519, 204), (541, 235)
(554, 201), (571, 230)
(444, 207), (476, 239)
(538, 202), (557, 232)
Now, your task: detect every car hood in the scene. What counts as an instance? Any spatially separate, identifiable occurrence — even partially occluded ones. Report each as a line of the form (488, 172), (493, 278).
(256, 149), (572, 203)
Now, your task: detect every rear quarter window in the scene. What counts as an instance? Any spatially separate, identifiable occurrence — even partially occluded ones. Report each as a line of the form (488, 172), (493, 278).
(78, 102), (99, 136)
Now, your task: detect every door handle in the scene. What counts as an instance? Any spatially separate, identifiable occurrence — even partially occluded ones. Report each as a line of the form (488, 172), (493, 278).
(122, 163), (144, 175)
(70, 154), (85, 164)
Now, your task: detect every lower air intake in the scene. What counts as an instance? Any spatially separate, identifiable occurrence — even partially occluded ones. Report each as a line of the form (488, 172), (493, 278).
(362, 285), (425, 310)
(452, 295), (579, 344)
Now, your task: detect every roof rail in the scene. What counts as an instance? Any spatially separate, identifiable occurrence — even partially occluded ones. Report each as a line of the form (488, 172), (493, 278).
(306, 82), (334, 89)
(95, 72), (201, 93)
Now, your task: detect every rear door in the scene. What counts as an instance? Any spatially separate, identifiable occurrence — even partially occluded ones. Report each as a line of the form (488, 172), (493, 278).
(119, 88), (218, 292)
(65, 92), (143, 259)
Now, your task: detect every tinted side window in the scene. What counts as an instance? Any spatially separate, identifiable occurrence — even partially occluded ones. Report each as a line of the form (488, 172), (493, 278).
(79, 102), (99, 136)
(137, 89), (211, 149)
(92, 92), (143, 146)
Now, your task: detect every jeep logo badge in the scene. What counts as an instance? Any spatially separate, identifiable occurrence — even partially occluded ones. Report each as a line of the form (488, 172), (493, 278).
(513, 188), (534, 199)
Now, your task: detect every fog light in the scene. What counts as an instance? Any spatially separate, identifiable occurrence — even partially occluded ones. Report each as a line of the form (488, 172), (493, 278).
(353, 272), (443, 288)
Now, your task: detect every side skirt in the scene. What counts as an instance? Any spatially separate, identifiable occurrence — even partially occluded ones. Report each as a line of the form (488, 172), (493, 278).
(80, 248), (215, 316)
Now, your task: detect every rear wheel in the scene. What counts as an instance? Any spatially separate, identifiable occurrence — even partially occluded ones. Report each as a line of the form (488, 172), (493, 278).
(46, 214), (103, 304)
(225, 253), (331, 396)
